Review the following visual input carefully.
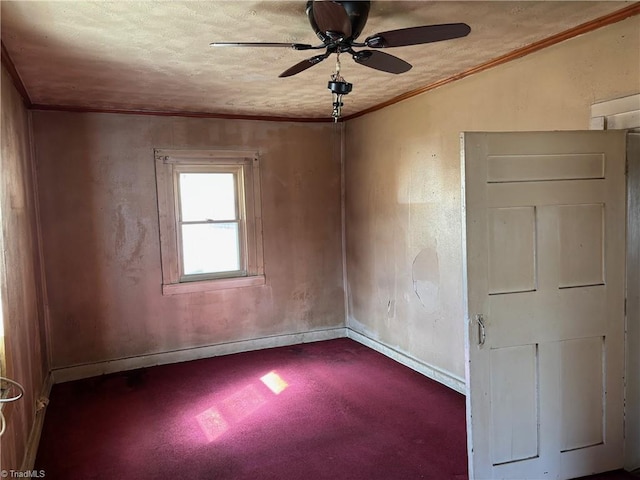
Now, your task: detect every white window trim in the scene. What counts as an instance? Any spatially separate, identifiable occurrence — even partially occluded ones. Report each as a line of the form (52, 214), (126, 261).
(155, 149), (265, 295)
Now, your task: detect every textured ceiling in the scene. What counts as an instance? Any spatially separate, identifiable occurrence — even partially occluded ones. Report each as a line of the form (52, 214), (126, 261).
(0, 1), (634, 119)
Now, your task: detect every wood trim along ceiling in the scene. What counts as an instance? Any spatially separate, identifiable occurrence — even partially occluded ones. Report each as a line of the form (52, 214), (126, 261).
(343, 2), (640, 121)
(28, 104), (335, 123)
(1, 40), (32, 107)
(3, 3), (639, 123)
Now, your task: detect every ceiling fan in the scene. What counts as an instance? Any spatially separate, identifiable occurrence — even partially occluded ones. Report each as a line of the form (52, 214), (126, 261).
(211, 1), (470, 120)
(210, 0), (471, 77)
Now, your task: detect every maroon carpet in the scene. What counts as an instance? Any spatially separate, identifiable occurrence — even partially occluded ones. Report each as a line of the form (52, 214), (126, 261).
(35, 338), (638, 480)
(36, 338), (468, 479)
(580, 471), (639, 480)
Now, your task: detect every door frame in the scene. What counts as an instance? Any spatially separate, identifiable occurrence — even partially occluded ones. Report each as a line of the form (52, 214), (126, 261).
(590, 94), (640, 471)
(625, 132), (640, 472)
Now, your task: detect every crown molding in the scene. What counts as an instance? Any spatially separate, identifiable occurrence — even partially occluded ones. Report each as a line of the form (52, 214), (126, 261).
(8, 3), (639, 123)
(1, 41), (32, 106)
(344, 2), (640, 121)
(29, 103), (335, 123)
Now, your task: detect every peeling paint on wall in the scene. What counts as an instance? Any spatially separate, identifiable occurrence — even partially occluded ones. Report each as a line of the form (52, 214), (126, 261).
(412, 247), (440, 315)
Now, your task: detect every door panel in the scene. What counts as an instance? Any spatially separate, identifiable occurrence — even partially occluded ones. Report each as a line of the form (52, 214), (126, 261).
(490, 344), (539, 466)
(557, 204), (604, 288)
(560, 336), (604, 452)
(486, 153), (605, 183)
(462, 131), (626, 480)
(488, 207), (537, 294)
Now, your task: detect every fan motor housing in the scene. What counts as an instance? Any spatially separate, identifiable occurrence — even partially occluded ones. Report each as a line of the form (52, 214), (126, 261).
(306, 1), (371, 43)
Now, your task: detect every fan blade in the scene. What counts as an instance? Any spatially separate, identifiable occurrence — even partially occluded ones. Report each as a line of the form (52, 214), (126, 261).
(352, 50), (411, 74)
(210, 42), (318, 51)
(312, 1), (352, 38)
(365, 23), (471, 48)
(279, 53), (329, 78)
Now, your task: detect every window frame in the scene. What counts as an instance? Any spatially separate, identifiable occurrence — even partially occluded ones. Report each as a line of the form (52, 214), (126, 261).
(174, 165), (245, 282)
(155, 149), (265, 295)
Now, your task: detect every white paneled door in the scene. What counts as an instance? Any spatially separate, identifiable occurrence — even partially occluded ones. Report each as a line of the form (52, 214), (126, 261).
(462, 131), (627, 480)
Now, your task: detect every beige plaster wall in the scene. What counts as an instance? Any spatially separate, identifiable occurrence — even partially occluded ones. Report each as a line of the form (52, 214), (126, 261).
(0, 66), (48, 470)
(345, 17), (640, 380)
(32, 112), (343, 369)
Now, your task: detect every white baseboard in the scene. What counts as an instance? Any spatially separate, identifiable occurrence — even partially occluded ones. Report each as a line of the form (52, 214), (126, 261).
(51, 327), (465, 395)
(21, 371), (53, 470)
(52, 327), (348, 384)
(346, 328), (466, 395)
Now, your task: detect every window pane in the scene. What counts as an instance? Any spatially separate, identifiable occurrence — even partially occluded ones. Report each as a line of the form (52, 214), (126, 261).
(181, 223), (240, 275)
(179, 173), (236, 222)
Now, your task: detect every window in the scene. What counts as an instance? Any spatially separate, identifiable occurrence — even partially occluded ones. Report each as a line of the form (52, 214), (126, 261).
(155, 149), (265, 294)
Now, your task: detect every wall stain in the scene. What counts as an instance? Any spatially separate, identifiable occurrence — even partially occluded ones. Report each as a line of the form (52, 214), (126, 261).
(114, 205), (147, 268)
(292, 289), (311, 302)
(115, 205), (126, 252)
(387, 299), (396, 320)
(130, 220), (147, 263)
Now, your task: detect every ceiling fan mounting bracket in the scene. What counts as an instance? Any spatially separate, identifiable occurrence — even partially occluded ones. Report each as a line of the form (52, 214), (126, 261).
(307, 0), (371, 44)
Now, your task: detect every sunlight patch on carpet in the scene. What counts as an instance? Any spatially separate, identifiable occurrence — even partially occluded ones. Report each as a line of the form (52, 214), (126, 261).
(222, 384), (266, 423)
(195, 407), (228, 442)
(260, 371), (288, 395)
(195, 384), (267, 442)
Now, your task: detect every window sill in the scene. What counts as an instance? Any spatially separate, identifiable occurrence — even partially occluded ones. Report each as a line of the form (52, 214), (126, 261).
(162, 275), (266, 295)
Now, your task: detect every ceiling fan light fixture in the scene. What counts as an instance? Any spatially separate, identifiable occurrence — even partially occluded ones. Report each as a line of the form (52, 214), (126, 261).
(328, 79), (352, 96)
(328, 82), (351, 122)
(328, 73), (352, 122)
(327, 52), (352, 122)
